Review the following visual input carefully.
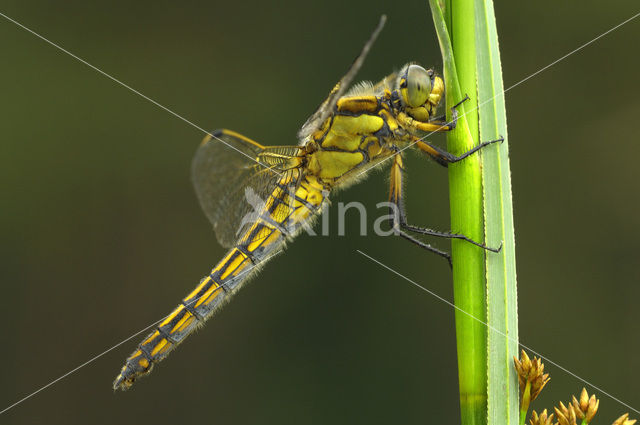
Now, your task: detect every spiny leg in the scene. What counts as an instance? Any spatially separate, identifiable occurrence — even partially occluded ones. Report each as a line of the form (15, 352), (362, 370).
(400, 93), (503, 167)
(415, 136), (504, 168)
(388, 153), (452, 267)
(391, 154), (500, 251)
(402, 223), (502, 253)
(388, 154), (500, 267)
(397, 231), (452, 268)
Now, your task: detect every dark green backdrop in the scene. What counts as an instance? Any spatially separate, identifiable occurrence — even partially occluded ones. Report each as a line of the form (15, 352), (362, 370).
(1, 1), (639, 424)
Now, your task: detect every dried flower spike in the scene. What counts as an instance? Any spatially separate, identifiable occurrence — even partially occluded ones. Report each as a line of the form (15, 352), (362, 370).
(514, 350), (550, 401)
(571, 388), (599, 423)
(555, 403), (578, 425)
(613, 413), (637, 425)
(530, 409), (555, 425)
(556, 401), (570, 419)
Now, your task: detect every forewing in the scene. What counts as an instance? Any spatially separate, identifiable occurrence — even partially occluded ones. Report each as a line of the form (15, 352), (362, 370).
(192, 129), (301, 248)
(297, 15), (387, 141)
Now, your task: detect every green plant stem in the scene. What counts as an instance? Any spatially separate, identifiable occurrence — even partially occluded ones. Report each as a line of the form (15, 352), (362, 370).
(519, 382), (531, 425)
(430, 1), (488, 424)
(446, 12), (488, 425)
(430, 0), (519, 424)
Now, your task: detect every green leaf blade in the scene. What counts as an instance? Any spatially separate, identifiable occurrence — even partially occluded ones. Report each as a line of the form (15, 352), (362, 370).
(474, 1), (519, 425)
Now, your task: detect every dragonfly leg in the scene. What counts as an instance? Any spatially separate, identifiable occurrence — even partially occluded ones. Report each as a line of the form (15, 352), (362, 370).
(387, 154), (501, 263)
(451, 94), (470, 110)
(387, 153), (451, 267)
(414, 135), (504, 167)
(430, 94), (468, 123)
(401, 223), (502, 253)
(397, 230), (452, 268)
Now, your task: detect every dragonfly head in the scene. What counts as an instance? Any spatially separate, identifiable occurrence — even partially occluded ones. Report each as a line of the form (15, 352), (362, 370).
(396, 64), (444, 121)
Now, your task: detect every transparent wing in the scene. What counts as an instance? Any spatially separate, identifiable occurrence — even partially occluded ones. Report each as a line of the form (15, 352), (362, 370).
(192, 129), (303, 248)
(297, 15), (387, 141)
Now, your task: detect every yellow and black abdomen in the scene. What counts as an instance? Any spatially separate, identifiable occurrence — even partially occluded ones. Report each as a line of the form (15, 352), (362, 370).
(113, 174), (326, 390)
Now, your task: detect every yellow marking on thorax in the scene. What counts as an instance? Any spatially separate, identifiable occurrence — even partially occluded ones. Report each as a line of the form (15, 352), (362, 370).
(331, 111), (383, 134)
(307, 107), (388, 180)
(320, 114), (384, 150)
(307, 150), (364, 179)
(336, 96), (378, 114)
(361, 135), (383, 159)
(321, 132), (360, 151)
(311, 117), (332, 141)
(379, 108), (399, 132)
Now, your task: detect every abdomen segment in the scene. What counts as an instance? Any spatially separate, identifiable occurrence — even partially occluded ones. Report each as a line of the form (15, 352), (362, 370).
(113, 175), (326, 390)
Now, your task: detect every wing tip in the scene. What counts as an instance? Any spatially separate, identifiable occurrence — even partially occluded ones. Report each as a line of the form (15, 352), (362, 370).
(200, 128), (226, 146)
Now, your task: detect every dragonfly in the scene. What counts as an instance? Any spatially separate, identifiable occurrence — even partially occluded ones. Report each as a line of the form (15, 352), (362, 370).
(113, 15), (501, 390)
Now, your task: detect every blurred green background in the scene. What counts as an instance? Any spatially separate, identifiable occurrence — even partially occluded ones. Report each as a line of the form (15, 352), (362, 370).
(1, 1), (639, 424)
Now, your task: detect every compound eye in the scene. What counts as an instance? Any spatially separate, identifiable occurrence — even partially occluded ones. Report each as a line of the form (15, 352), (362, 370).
(406, 65), (432, 108)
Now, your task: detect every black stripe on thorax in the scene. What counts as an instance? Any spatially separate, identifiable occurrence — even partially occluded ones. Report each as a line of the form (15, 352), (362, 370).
(373, 116), (392, 139)
(316, 145), (357, 153)
(334, 109), (374, 118)
(389, 91), (402, 111)
(357, 146), (370, 164)
(312, 115), (334, 144)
